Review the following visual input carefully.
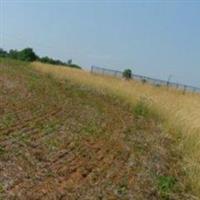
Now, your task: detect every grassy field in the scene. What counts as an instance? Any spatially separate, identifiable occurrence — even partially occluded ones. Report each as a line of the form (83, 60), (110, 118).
(32, 61), (200, 199)
(0, 58), (199, 199)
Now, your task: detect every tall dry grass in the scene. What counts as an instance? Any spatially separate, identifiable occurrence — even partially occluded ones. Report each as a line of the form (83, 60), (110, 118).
(32, 62), (200, 197)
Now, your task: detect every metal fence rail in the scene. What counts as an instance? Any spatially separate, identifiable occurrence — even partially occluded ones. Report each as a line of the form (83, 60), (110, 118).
(91, 66), (200, 93)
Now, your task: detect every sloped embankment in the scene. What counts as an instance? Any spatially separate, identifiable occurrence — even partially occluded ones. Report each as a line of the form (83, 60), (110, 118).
(0, 60), (194, 199)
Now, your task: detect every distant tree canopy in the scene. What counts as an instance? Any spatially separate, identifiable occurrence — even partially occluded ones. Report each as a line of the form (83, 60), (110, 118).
(18, 48), (38, 61)
(0, 48), (8, 57)
(0, 47), (81, 69)
(7, 48), (38, 61)
(9, 49), (18, 59)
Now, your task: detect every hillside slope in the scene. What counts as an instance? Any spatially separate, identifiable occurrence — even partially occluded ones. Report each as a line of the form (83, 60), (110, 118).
(0, 59), (196, 199)
(33, 61), (200, 199)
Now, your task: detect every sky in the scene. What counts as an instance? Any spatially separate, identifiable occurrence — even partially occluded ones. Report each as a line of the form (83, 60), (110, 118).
(0, 0), (200, 87)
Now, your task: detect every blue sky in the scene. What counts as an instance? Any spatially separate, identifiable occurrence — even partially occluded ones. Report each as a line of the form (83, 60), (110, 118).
(1, 0), (200, 87)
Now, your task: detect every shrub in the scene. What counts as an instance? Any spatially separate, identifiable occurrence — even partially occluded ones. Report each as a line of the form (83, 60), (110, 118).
(156, 84), (161, 87)
(142, 79), (147, 84)
(123, 69), (132, 79)
(134, 99), (150, 118)
(133, 97), (160, 120)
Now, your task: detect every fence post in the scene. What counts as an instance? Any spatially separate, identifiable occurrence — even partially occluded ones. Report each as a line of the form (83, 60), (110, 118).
(183, 85), (187, 94)
(167, 74), (172, 87)
(91, 66), (94, 74)
(102, 68), (105, 75)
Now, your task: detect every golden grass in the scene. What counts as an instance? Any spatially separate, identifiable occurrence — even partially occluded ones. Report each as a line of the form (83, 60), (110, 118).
(32, 62), (200, 197)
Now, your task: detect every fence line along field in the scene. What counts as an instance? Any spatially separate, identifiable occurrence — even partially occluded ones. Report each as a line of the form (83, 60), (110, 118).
(0, 58), (199, 199)
(32, 61), (200, 199)
(91, 66), (200, 93)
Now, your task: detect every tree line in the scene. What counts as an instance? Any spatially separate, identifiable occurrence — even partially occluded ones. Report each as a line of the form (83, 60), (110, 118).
(0, 47), (81, 69)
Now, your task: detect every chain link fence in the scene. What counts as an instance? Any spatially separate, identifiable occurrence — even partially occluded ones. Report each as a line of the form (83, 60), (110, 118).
(91, 66), (200, 93)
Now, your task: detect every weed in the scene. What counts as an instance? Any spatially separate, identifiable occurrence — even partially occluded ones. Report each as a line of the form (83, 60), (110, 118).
(45, 138), (60, 150)
(14, 132), (30, 144)
(133, 98), (150, 118)
(157, 175), (176, 199)
(42, 121), (59, 135)
(116, 183), (128, 196)
(1, 113), (15, 128)
(45, 170), (55, 177)
(81, 121), (102, 137)
(0, 146), (5, 155)
(0, 183), (4, 193)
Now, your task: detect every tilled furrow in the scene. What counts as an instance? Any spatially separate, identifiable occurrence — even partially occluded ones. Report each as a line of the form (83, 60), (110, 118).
(0, 107), (53, 132)
(0, 108), (63, 136)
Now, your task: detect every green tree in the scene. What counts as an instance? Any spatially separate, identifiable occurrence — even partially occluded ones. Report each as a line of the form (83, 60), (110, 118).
(9, 49), (19, 59)
(67, 59), (72, 65)
(0, 48), (8, 57)
(123, 69), (132, 79)
(18, 48), (38, 61)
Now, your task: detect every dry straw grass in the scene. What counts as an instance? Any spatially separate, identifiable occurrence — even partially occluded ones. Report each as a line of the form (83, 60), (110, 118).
(33, 62), (200, 197)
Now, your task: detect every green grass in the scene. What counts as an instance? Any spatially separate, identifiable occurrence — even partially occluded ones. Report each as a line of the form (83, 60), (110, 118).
(0, 183), (4, 193)
(0, 113), (16, 128)
(157, 175), (176, 199)
(0, 146), (5, 156)
(133, 98), (150, 118)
